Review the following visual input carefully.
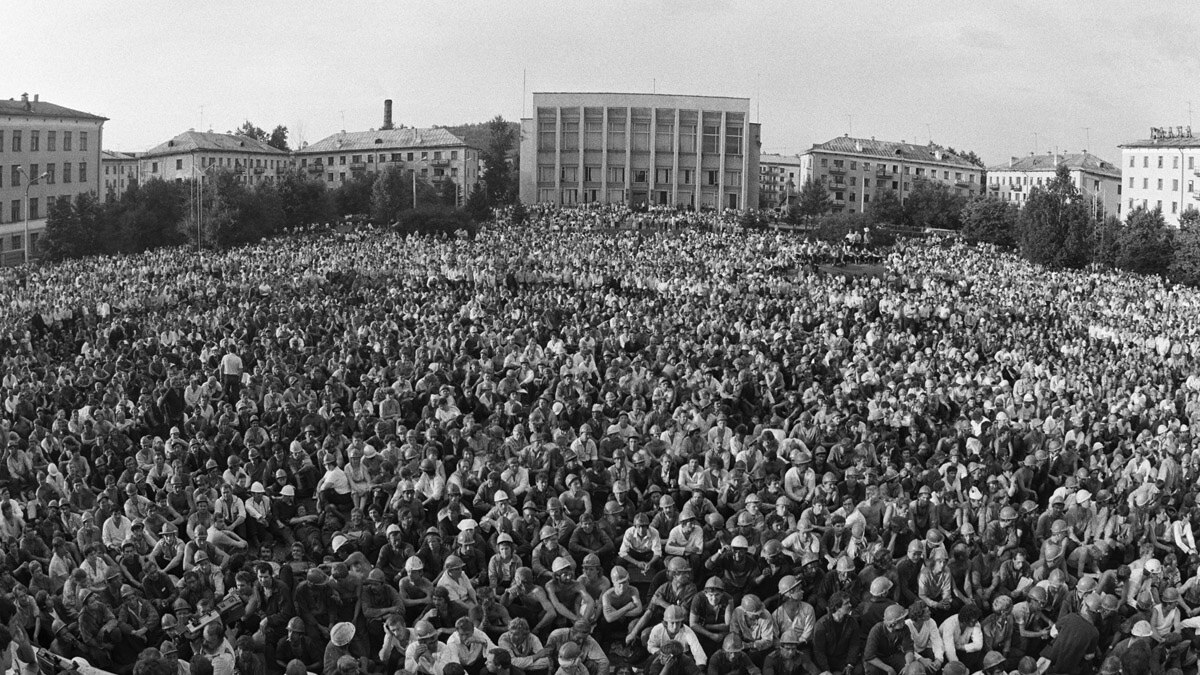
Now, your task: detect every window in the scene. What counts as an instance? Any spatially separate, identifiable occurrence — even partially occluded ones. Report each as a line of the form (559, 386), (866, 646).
(1157, 156), (1163, 168)
(63, 132), (71, 151)
(585, 166), (600, 182)
(562, 119), (580, 151)
(1174, 157), (1179, 169)
(561, 166), (578, 182)
(366, 155), (373, 163)
(1191, 181), (1195, 193)
(30, 131), (39, 152)
(28, 198), (38, 220)
(152, 161), (159, 173)
(1173, 202), (1178, 214)
(681, 169), (693, 185)
(421, 152), (428, 160)
(892, 181), (899, 190)
(433, 152), (442, 160)
(406, 153), (413, 161)
(915, 168), (924, 176)
(633, 169), (648, 184)
(63, 162), (71, 183)
(835, 191), (844, 201)
(821, 158), (828, 167)
(678, 123), (696, 152)
(10, 201), (18, 222)
(1157, 200), (1162, 210)
(1143, 178), (1148, 189)
(850, 161), (857, 170)
(1143, 157), (1148, 168)
(327, 173), (333, 182)
(0, 130), (4, 152)
(706, 170), (719, 186)
(538, 189), (556, 202)
(608, 167), (625, 183)
(79, 162), (86, 182)
(1173, 179), (1179, 191)
(724, 124), (743, 155)
(702, 125), (720, 154)
(631, 119), (650, 152)
(79, 132), (87, 151)
(850, 176), (857, 186)
(655, 121), (674, 152)
(1158, 179), (1164, 190)
(655, 168), (670, 184)
(12, 131), (21, 152)
(391, 153), (402, 162)
(11, 235), (21, 250)
(1130, 157), (1135, 167)
(176, 159), (183, 170)
(352, 155), (362, 163)
(45, 163), (54, 184)
(451, 150), (458, 160)
(607, 116), (627, 151)
(584, 120), (602, 150)
(955, 172), (963, 181)
(725, 170), (741, 185)
(538, 165), (555, 182)
(1130, 177), (1135, 188)
(864, 194), (871, 203)
(1191, 157), (1196, 170)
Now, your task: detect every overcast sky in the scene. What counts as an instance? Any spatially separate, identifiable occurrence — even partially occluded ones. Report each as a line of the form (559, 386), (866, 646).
(10, 1), (1197, 166)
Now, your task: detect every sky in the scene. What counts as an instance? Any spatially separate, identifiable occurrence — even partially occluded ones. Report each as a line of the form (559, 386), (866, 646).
(8, 1), (1199, 167)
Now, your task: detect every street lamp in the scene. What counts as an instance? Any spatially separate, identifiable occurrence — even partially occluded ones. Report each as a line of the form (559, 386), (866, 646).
(15, 166), (48, 265)
(191, 159), (220, 253)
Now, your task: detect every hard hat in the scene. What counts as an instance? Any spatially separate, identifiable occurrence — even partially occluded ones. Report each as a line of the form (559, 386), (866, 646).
(666, 557), (690, 573)
(494, 490), (509, 502)
(883, 604), (907, 622)
(664, 605), (686, 622)
(552, 556), (574, 574)
(583, 553), (601, 568)
(405, 556), (424, 572)
(1145, 558), (1162, 574)
(731, 535), (749, 549)
(999, 506), (1018, 520)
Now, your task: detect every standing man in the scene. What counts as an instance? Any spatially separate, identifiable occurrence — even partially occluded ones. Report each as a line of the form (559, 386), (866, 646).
(220, 344), (244, 403)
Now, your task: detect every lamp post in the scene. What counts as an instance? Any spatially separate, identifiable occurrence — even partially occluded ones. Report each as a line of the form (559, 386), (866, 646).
(191, 160), (220, 253)
(15, 167), (48, 265)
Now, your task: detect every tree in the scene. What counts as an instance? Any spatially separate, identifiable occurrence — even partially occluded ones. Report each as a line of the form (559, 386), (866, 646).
(868, 189), (904, 226)
(480, 115), (517, 204)
(788, 177), (831, 224)
(465, 184), (491, 223)
(1093, 214), (1122, 268)
(1181, 206), (1200, 229)
(268, 125), (289, 151)
(370, 166), (438, 223)
(332, 173), (378, 217)
(438, 178), (460, 207)
(904, 178), (967, 230)
(231, 121), (268, 142)
(510, 201), (528, 225)
(1017, 164), (1093, 268)
(960, 197), (1018, 247)
(1170, 220), (1200, 286)
(1115, 206), (1173, 275)
(277, 171), (333, 229)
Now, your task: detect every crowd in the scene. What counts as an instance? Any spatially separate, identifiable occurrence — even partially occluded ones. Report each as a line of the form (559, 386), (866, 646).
(0, 206), (1199, 675)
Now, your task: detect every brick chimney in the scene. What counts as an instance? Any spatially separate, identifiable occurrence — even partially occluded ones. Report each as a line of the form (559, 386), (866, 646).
(21, 93), (29, 111)
(383, 100), (393, 130)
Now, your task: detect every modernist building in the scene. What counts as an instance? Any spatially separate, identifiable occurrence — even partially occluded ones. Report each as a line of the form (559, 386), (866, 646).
(138, 131), (289, 187)
(102, 150), (139, 201)
(0, 93), (106, 264)
(759, 153), (804, 208)
(294, 130), (478, 203)
(519, 92), (760, 210)
(798, 136), (984, 214)
(987, 152), (1121, 217)
(1119, 126), (1200, 227)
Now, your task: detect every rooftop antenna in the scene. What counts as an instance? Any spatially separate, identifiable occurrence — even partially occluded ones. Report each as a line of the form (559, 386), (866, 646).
(756, 73), (760, 123)
(1033, 132), (1039, 155)
(522, 69), (527, 117)
(339, 110), (346, 131)
(925, 123), (931, 144)
(847, 114), (853, 136)
(1190, 101), (1194, 129)
(1082, 127), (1090, 152)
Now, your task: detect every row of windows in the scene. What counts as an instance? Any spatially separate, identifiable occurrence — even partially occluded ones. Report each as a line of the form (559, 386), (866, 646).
(1129, 198), (1187, 214)
(539, 122), (743, 155)
(105, 164), (133, 175)
(0, 130), (89, 153)
(1129, 176), (1196, 192)
(1130, 154), (1198, 169)
(2, 163), (87, 188)
(3, 198), (41, 223)
(822, 157), (976, 182)
(535, 188), (742, 208)
(538, 165), (740, 186)
(302, 150), (461, 168)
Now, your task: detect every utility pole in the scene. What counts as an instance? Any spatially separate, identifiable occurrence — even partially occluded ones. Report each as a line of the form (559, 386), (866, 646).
(1083, 127), (1090, 152)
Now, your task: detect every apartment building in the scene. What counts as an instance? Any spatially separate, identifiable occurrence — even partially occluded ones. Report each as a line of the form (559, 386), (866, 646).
(799, 136), (984, 214)
(138, 131), (289, 186)
(0, 93), (106, 264)
(759, 153), (804, 208)
(102, 150), (139, 201)
(520, 92), (761, 210)
(1119, 126), (1200, 226)
(987, 151), (1121, 217)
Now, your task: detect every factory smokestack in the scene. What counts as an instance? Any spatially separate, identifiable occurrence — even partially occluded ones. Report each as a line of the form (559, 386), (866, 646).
(382, 100), (394, 130)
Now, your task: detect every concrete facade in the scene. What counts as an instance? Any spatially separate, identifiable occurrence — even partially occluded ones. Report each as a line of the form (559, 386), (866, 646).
(0, 93), (105, 264)
(800, 136), (984, 215)
(759, 153), (804, 209)
(102, 150), (140, 202)
(520, 92), (760, 210)
(987, 152), (1122, 218)
(1119, 127), (1200, 227)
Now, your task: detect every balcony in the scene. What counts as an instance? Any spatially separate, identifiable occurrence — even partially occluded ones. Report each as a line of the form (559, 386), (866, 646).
(350, 162), (367, 172)
(253, 167), (266, 175)
(956, 180), (971, 188)
(827, 181), (848, 191)
(306, 164), (324, 174)
(876, 168), (892, 178)
(431, 158), (451, 167)
(1011, 184), (1023, 192)
(832, 198), (846, 206)
(828, 166), (846, 175)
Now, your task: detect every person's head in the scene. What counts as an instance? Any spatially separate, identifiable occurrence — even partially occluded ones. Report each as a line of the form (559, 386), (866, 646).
(202, 622), (223, 650)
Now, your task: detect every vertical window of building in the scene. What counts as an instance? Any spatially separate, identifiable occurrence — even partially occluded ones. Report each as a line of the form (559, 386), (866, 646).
(630, 117), (650, 152)
(1130, 177), (1135, 188)
(584, 119), (602, 150)
(79, 162), (86, 183)
(10, 200), (18, 222)
(561, 117), (580, 151)
(1157, 200), (1162, 210)
(1143, 178), (1148, 189)
(655, 168), (670, 184)
(63, 162), (71, 183)
(1143, 157), (1148, 168)
(681, 169), (693, 185)
(608, 167), (625, 183)
(30, 131), (39, 152)
(537, 109), (558, 152)
(63, 132), (71, 151)
(850, 161), (857, 170)
(725, 170), (741, 185)
(1174, 157), (1179, 169)
(1173, 179), (1179, 191)
(706, 170), (719, 186)
(1157, 156), (1163, 168)
(12, 131), (21, 152)
(1158, 179), (1164, 190)
(1191, 156), (1196, 170)
(176, 159), (183, 170)
(45, 163), (54, 184)
(678, 122), (696, 152)
(47, 131), (55, 151)
(607, 115), (626, 151)
(0, 130), (4, 152)
(724, 123), (743, 155)
(561, 166), (578, 182)
(538, 165), (555, 182)
(584, 166), (599, 182)
(1173, 202), (1178, 213)
(702, 124), (720, 154)
(79, 132), (87, 151)
(29, 198), (38, 220)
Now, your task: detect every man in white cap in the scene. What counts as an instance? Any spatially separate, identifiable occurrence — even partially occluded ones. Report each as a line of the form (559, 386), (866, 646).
(324, 622), (359, 675)
(406, 619), (459, 675)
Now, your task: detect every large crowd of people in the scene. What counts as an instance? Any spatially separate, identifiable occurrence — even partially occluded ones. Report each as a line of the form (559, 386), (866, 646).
(0, 205), (1198, 675)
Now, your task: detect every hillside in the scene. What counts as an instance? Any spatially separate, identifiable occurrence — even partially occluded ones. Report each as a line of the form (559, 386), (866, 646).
(436, 120), (521, 153)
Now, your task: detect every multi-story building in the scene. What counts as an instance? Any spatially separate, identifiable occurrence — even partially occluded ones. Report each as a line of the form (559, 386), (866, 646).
(759, 153), (804, 208)
(519, 92), (761, 210)
(102, 150), (139, 201)
(798, 136), (984, 214)
(1119, 126), (1200, 227)
(0, 93), (106, 264)
(987, 151), (1121, 217)
(138, 131), (289, 187)
(294, 114), (479, 204)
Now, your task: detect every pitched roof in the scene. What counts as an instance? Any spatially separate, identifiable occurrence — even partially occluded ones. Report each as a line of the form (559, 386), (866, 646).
(0, 98), (107, 121)
(141, 131), (287, 158)
(1120, 129), (1200, 149)
(809, 136), (980, 169)
(296, 128), (467, 154)
(987, 152), (1121, 178)
(101, 150), (138, 161)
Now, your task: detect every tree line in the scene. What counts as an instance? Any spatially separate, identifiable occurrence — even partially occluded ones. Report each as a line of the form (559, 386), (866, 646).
(770, 166), (1198, 285)
(41, 116), (522, 261)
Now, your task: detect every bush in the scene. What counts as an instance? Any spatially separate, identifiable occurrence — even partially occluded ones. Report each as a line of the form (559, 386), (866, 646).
(811, 212), (872, 242)
(396, 206), (478, 238)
